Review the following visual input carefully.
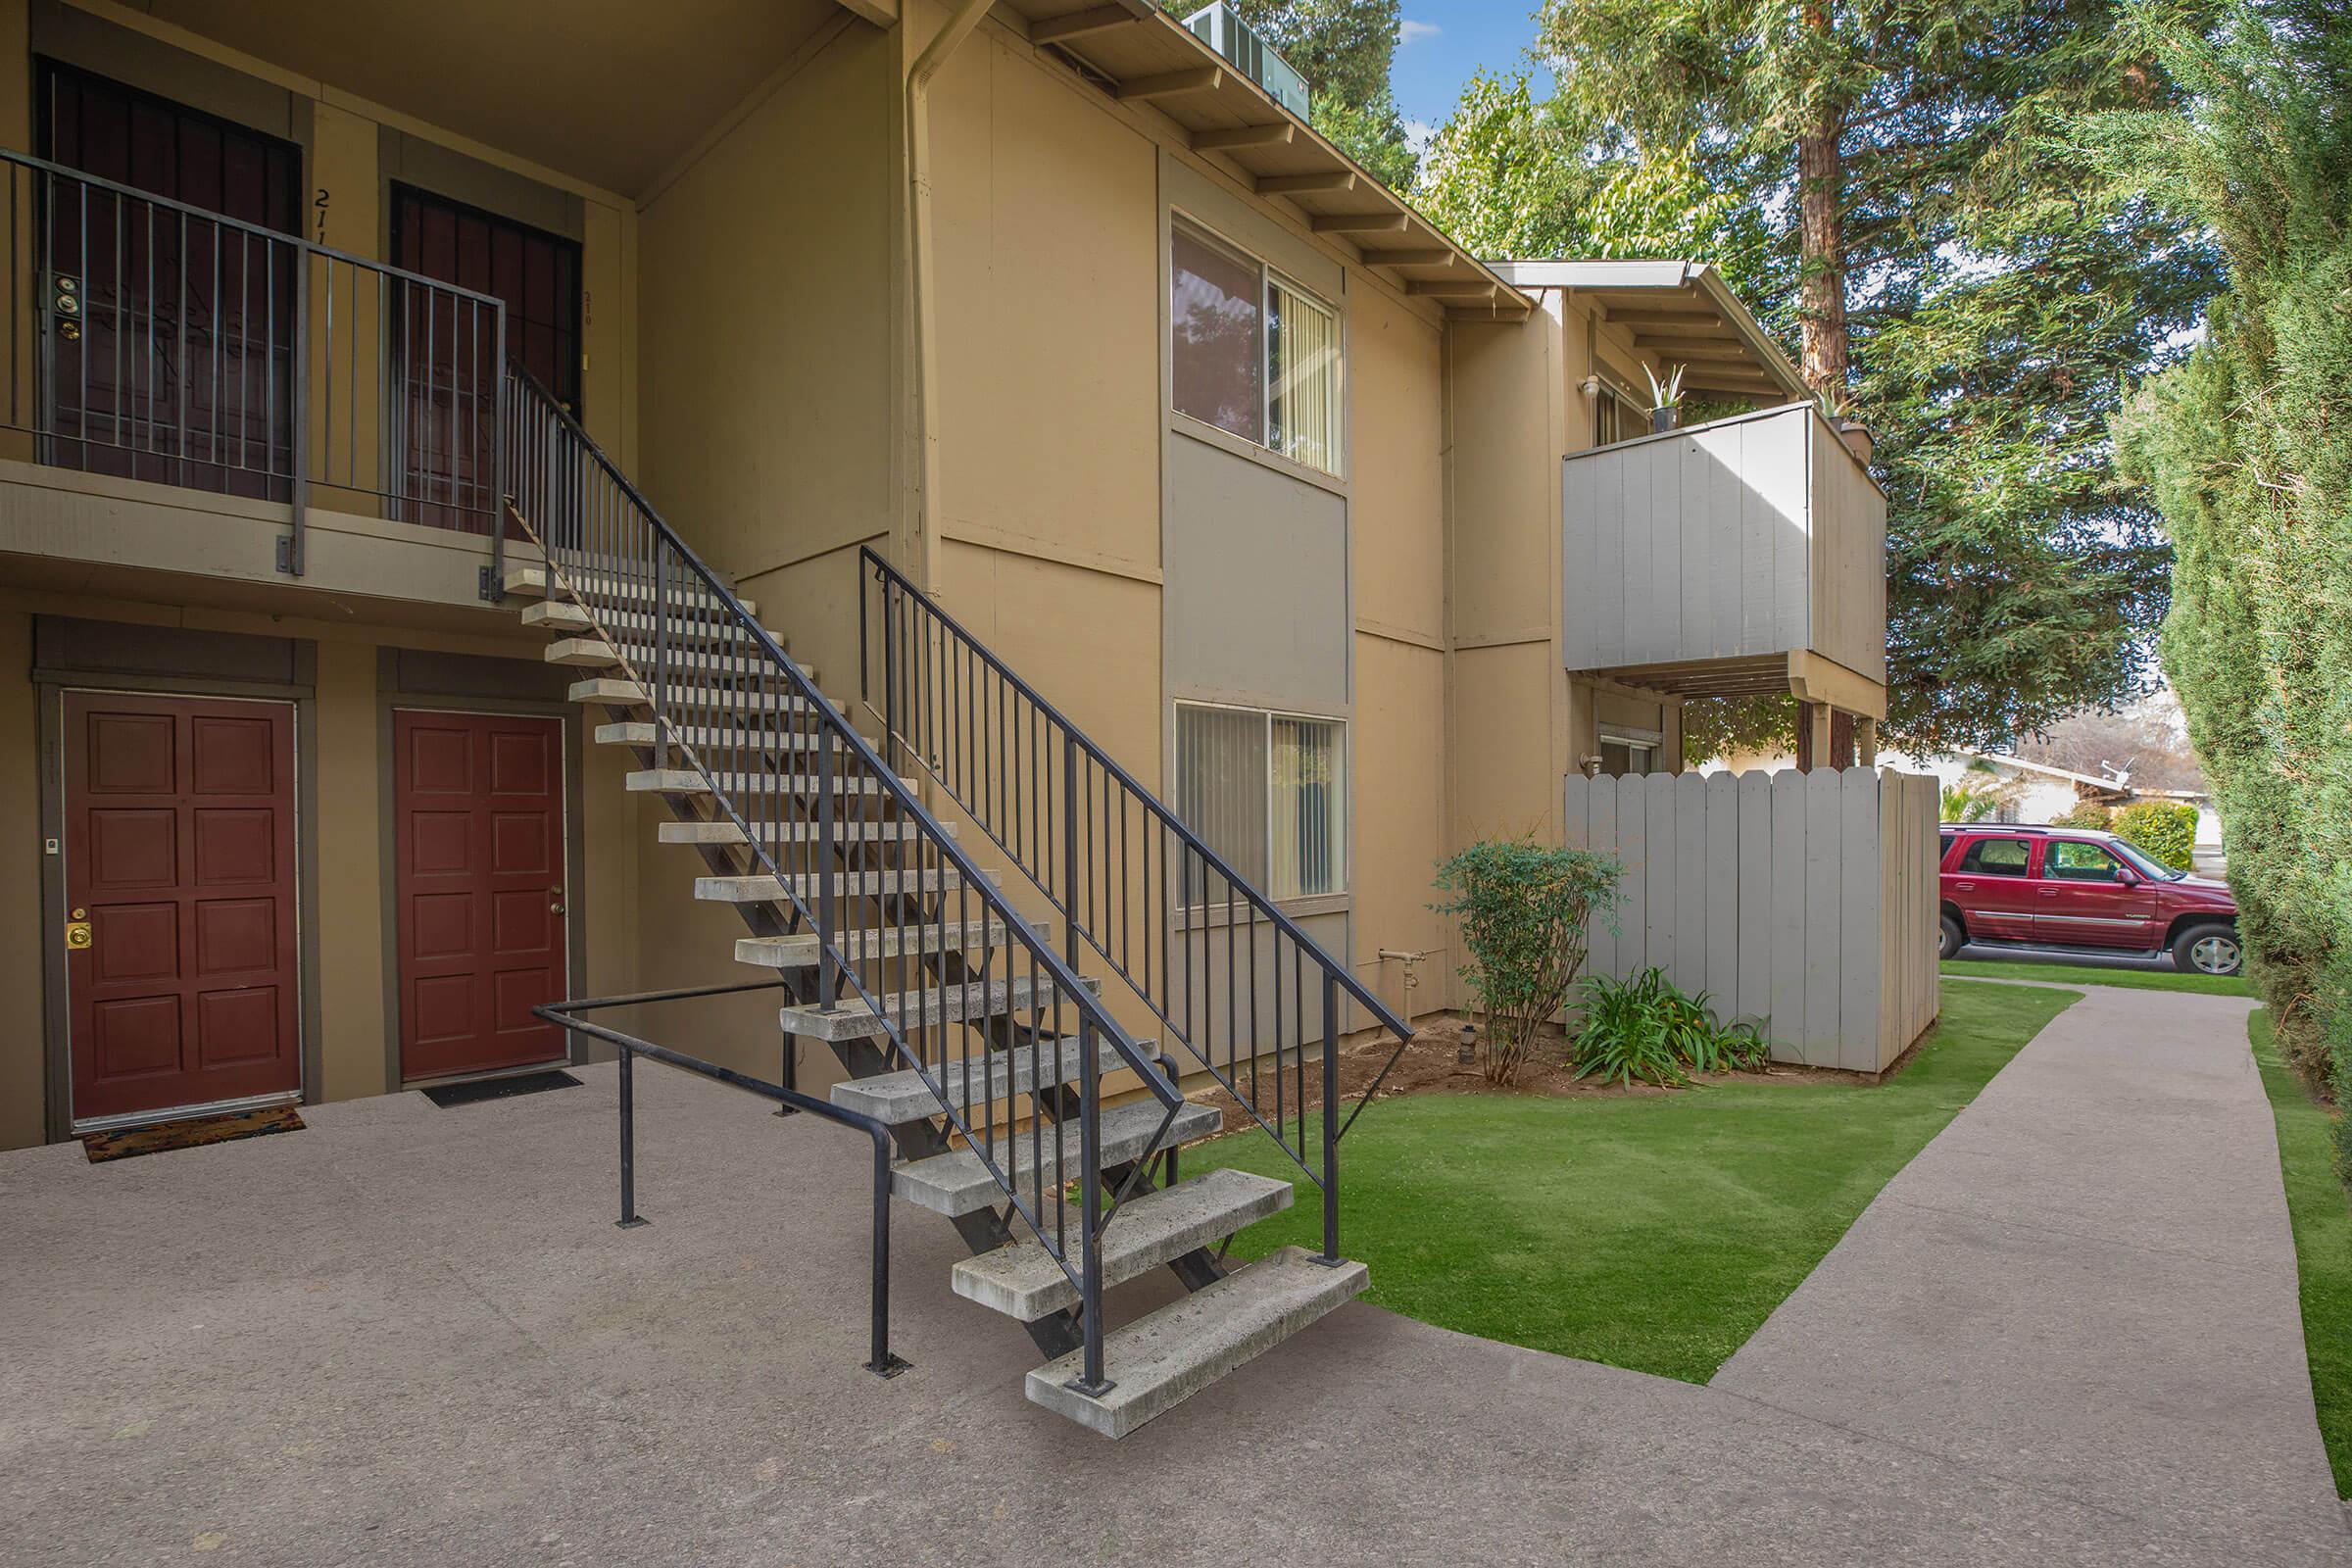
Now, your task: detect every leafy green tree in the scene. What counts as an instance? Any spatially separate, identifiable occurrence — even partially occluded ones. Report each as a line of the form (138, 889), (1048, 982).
(1162, 0), (1419, 187)
(1416, 71), (1779, 302)
(2102, 0), (2352, 1163)
(1537, 0), (2223, 754)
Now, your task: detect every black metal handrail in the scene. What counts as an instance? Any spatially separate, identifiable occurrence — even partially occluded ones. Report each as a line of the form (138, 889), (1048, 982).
(534, 980), (908, 1379)
(858, 547), (1415, 1231)
(0, 147), (511, 573)
(504, 361), (1182, 1393)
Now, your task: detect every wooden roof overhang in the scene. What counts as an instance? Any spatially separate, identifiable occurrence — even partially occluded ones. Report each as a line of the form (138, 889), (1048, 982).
(991, 0), (1534, 321)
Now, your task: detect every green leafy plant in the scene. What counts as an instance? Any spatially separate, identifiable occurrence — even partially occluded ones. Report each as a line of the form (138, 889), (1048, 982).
(2049, 800), (2115, 831)
(1432, 839), (1624, 1086)
(2112, 800), (2198, 872)
(1572, 967), (1771, 1087)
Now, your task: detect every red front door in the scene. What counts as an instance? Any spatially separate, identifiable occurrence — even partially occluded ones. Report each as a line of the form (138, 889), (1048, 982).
(65, 692), (300, 1124)
(394, 710), (567, 1081)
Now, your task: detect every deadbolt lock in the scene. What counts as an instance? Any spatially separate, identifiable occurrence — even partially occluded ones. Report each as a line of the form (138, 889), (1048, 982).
(65, 920), (92, 950)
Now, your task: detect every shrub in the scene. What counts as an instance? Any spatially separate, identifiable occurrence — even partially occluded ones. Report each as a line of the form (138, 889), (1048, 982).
(1433, 839), (1624, 1085)
(2113, 800), (2198, 871)
(2049, 800), (2114, 831)
(1572, 967), (1771, 1087)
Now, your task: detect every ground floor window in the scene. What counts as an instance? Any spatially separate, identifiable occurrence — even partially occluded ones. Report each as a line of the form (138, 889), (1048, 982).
(1173, 701), (1346, 905)
(1598, 726), (1664, 777)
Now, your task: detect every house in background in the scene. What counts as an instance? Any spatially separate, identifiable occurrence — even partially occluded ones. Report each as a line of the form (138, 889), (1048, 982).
(0, 0), (1910, 1431)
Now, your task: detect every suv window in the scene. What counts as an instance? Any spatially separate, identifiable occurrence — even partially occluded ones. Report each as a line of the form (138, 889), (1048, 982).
(2044, 840), (2127, 882)
(1955, 837), (2034, 876)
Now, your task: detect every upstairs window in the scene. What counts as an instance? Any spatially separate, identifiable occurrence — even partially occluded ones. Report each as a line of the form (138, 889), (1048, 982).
(1171, 218), (1343, 476)
(1174, 702), (1347, 906)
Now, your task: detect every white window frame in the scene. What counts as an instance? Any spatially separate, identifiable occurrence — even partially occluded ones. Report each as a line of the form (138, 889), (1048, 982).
(1172, 698), (1349, 910)
(1598, 723), (1663, 776)
(1169, 213), (1346, 478)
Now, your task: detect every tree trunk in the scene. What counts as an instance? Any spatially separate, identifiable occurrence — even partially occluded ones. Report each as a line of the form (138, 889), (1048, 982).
(1795, 3), (1849, 408)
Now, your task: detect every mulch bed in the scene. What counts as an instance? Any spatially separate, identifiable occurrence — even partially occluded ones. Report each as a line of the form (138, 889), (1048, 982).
(1192, 1015), (1857, 1137)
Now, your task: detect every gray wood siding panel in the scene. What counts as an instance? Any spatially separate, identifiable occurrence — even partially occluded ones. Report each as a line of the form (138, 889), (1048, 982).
(1568, 767), (1937, 1069)
(1675, 770), (1709, 981)
(1736, 771), (1773, 1023)
(1704, 772), (1740, 1006)
(1562, 404), (1860, 673)
(1838, 767), (1884, 1071)
(1618, 778), (1647, 972)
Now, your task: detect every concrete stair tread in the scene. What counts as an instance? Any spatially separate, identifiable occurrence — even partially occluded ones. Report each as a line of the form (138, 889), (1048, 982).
(543, 637), (815, 683)
(625, 768), (906, 797)
(695, 867), (989, 904)
(597, 721), (842, 755)
(735, 921), (1007, 968)
(890, 1098), (1221, 1217)
(520, 601), (782, 644)
(955, 1168), (1294, 1320)
(569, 676), (843, 716)
(831, 1034), (1142, 1125)
(1024, 1245), (1368, 1438)
(503, 563), (758, 616)
(776, 971), (1099, 1043)
(662, 817), (944, 846)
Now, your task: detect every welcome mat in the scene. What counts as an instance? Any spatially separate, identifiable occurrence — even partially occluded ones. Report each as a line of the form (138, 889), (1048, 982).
(80, 1105), (306, 1163)
(421, 1068), (582, 1109)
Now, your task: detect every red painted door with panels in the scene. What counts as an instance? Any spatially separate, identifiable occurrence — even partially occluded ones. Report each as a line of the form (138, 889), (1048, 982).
(64, 692), (300, 1123)
(394, 710), (567, 1081)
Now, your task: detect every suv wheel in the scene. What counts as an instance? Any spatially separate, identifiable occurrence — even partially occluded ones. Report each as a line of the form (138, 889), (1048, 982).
(1938, 914), (1965, 960)
(2172, 924), (2243, 977)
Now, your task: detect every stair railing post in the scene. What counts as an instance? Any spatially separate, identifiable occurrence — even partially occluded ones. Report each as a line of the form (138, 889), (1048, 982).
(616, 1044), (649, 1229)
(653, 549), (670, 771)
(1061, 734), (1080, 970)
(1070, 1010), (1112, 1396)
(815, 722), (840, 1011)
(881, 578), (900, 776)
(1320, 970), (1340, 1266)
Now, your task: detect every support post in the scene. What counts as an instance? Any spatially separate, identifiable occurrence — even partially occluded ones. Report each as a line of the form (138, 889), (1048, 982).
(816, 727), (840, 1011)
(774, 1030), (801, 1117)
(616, 1046), (649, 1229)
(1856, 715), (1878, 767)
(1067, 1012), (1113, 1396)
(1318, 972), (1340, 1265)
(866, 1130), (909, 1378)
(284, 254), (309, 576)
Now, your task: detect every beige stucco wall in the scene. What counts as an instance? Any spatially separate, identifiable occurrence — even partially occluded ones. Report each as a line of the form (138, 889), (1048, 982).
(0, 608), (40, 1148)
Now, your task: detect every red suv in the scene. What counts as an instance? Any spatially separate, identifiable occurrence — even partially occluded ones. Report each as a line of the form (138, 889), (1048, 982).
(1937, 825), (2242, 976)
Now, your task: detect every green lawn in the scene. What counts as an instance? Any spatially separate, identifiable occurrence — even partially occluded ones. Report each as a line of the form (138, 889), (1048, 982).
(2249, 1008), (2352, 1497)
(1940, 956), (2254, 997)
(1200, 978), (2080, 1385)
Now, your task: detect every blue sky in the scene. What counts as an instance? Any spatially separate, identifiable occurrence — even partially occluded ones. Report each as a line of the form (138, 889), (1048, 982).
(1388, 3), (1552, 145)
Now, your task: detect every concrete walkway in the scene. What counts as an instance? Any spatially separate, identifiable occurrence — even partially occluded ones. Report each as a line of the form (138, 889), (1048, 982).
(1715, 983), (2346, 1564)
(1, 985), (2343, 1565)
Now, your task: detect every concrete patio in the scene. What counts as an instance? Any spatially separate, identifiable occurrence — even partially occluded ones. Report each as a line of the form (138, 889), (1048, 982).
(2, 987), (2344, 1567)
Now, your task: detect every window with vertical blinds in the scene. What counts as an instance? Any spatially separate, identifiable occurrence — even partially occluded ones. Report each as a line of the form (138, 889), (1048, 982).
(1268, 277), (1341, 473)
(1169, 217), (1344, 477)
(1175, 703), (1345, 906)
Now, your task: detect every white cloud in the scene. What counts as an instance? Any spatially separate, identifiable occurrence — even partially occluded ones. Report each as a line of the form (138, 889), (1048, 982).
(1399, 20), (1441, 44)
(1403, 118), (1438, 155)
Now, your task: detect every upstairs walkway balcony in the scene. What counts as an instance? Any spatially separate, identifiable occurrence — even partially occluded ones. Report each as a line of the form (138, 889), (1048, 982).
(1561, 399), (1887, 721)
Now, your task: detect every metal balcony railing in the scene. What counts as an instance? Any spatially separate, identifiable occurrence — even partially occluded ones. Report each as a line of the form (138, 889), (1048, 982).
(0, 148), (509, 576)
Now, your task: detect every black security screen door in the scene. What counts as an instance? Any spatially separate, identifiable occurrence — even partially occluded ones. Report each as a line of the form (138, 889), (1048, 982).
(391, 184), (579, 533)
(37, 60), (301, 500)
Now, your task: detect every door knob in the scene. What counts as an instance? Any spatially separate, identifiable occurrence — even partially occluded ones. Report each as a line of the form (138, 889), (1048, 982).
(65, 919), (92, 950)
(550, 902), (566, 914)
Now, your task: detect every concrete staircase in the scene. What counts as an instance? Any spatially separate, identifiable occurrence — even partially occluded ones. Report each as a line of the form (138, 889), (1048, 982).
(503, 557), (1367, 1436)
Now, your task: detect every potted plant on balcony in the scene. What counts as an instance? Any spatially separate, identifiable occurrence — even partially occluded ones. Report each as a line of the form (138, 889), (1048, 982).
(1644, 364), (1687, 433)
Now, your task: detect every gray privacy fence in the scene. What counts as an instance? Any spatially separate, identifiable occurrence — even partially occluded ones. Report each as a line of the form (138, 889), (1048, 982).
(1563, 767), (1940, 1073)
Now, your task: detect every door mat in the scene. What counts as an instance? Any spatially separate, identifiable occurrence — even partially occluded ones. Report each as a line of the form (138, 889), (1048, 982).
(421, 1068), (582, 1108)
(80, 1105), (306, 1163)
